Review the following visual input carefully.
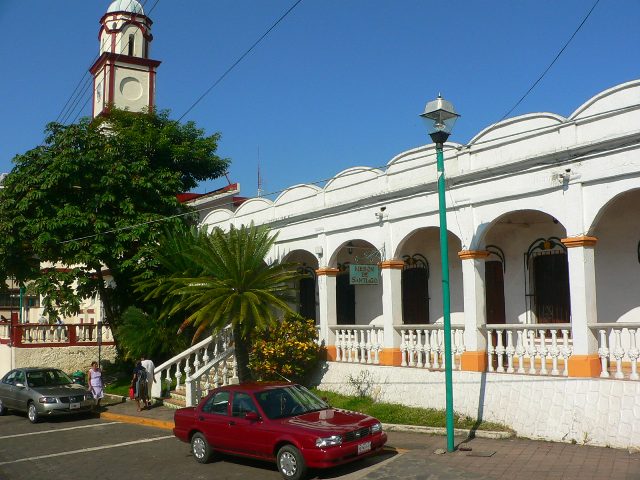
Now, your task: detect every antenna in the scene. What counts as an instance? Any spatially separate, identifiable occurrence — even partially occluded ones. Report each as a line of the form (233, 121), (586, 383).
(257, 145), (263, 197)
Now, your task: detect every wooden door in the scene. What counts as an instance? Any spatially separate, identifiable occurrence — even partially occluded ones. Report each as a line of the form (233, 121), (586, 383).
(533, 253), (570, 323)
(402, 267), (429, 324)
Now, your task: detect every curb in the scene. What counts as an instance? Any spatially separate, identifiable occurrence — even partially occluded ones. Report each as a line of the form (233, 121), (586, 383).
(382, 423), (514, 439)
(95, 406), (511, 440)
(99, 411), (174, 431)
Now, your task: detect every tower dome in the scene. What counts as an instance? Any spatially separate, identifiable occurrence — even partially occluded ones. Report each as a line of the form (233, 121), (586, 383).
(106, 0), (144, 15)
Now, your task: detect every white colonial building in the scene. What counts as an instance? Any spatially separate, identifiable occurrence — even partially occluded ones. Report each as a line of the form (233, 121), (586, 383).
(187, 79), (640, 447)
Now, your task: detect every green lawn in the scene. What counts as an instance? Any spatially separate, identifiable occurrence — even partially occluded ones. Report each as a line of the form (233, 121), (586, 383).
(312, 389), (511, 432)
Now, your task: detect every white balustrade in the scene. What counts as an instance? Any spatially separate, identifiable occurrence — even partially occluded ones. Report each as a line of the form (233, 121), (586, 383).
(330, 326), (383, 365)
(485, 324), (572, 377)
(153, 326), (234, 402)
(396, 325), (465, 371)
(593, 323), (640, 381)
(0, 322), (9, 340)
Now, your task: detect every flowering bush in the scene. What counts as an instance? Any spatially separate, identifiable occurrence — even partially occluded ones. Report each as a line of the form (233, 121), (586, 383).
(250, 315), (324, 383)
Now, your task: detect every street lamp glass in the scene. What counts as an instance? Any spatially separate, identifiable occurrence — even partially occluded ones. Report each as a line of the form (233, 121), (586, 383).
(420, 95), (460, 135)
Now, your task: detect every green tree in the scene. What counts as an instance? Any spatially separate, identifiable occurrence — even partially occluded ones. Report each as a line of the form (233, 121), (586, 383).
(136, 223), (300, 382)
(116, 306), (191, 363)
(0, 108), (228, 329)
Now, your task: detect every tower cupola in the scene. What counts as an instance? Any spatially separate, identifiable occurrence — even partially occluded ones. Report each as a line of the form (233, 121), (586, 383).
(90, 0), (161, 118)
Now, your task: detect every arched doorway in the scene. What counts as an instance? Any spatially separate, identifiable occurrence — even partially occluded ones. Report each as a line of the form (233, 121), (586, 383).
(401, 254), (429, 324)
(525, 237), (570, 323)
(281, 250), (318, 322)
(333, 239), (382, 325)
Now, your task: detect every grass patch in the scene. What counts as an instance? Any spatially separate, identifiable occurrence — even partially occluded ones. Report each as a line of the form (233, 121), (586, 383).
(104, 376), (131, 397)
(312, 389), (510, 432)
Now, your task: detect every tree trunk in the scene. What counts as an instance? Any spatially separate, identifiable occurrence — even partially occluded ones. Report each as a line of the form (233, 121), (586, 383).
(233, 323), (252, 383)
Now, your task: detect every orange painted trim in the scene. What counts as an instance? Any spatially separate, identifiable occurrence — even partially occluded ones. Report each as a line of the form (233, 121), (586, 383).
(458, 250), (490, 260)
(567, 354), (601, 378)
(325, 345), (337, 362)
(380, 260), (405, 270)
(316, 268), (340, 277)
(460, 351), (488, 372)
(100, 411), (174, 430)
(379, 348), (402, 366)
(561, 236), (598, 248)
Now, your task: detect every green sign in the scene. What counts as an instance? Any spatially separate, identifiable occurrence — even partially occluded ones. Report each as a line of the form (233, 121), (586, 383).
(349, 264), (380, 285)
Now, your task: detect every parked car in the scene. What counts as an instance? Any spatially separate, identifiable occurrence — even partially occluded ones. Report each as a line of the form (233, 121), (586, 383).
(0, 368), (95, 423)
(173, 382), (387, 480)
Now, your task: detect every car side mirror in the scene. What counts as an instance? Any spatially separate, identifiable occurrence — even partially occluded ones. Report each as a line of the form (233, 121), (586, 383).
(245, 411), (261, 422)
(15, 382), (25, 388)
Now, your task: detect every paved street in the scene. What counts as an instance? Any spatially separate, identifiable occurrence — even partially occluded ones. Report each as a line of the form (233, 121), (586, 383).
(1, 403), (640, 480)
(0, 411), (395, 480)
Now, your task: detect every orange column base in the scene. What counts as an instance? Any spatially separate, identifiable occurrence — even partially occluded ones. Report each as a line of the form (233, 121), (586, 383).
(379, 348), (402, 366)
(325, 345), (337, 362)
(568, 354), (601, 378)
(460, 351), (488, 372)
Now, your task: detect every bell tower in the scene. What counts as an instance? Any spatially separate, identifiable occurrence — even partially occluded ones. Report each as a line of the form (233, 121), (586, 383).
(90, 0), (161, 118)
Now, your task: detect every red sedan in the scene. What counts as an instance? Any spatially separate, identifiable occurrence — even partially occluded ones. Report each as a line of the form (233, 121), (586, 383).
(173, 382), (387, 480)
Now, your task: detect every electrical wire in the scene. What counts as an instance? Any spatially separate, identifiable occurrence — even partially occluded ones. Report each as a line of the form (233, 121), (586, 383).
(499, 0), (601, 121)
(177, 0), (304, 122)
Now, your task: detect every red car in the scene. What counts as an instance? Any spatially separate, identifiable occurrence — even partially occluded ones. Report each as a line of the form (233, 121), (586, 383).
(173, 382), (387, 480)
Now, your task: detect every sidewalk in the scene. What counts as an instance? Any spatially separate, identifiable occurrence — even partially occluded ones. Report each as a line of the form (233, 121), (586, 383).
(98, 398), (640, 480)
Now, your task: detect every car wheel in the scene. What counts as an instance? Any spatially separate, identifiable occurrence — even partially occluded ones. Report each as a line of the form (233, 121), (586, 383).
(277, 445), (307, 480)
(27, 402), (39, 424)
(0, 398), (6, 416)
(191, 432), (214, 463)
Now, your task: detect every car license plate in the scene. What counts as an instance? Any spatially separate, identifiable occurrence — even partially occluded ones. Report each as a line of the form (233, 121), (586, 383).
(70, 402), (80, 410)
(357, 441), (371, 455)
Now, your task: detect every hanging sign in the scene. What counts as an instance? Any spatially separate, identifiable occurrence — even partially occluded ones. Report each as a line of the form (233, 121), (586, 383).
(349, 264), (380, 285)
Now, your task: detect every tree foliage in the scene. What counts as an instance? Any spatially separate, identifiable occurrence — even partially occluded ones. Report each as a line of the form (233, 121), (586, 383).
(0, 108), (228, 328)
(116, 306), (191, 363)
(136, 223), (300, 382)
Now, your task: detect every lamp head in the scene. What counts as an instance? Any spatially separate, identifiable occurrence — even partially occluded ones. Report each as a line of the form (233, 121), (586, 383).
(420, 94), (460, 146)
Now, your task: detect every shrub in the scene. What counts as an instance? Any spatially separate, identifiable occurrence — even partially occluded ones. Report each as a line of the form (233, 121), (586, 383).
(250, 315), (324, 383)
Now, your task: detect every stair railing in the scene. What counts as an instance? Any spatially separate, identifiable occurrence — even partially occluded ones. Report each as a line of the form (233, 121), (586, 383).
(152, 325), (233, 399)
(185, 346), (236, 406)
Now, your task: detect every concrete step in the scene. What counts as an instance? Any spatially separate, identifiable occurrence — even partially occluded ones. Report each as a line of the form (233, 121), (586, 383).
(162, 397), (186, 410)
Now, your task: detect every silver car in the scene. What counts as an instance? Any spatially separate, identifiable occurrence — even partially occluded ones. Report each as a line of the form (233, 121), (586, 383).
(0, 368), (95, 423)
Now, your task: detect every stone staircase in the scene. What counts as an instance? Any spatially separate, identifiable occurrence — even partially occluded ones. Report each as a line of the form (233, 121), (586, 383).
(152, 326), (237, 408)
(162, 386), (187, 410)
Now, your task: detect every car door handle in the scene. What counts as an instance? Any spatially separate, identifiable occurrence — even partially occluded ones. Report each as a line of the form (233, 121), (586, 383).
(199, 416), (204, 421)
(228, 420), (236, 426)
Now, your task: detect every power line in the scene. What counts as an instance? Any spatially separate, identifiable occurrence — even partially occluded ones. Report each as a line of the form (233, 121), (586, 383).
(177, 0), (304, 122)
(499, 0), (601, 121)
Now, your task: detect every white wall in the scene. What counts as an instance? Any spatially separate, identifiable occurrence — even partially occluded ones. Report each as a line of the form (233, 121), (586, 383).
(13, 346), (117, 374)
(317, 362), (640, 448)
(0, 344), (14, 378)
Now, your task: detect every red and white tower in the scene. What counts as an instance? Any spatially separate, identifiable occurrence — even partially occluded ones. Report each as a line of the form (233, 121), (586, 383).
(90, 0), (161, 118)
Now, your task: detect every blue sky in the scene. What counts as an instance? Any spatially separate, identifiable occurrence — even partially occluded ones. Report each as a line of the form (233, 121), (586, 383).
(0, 0), (638, 199)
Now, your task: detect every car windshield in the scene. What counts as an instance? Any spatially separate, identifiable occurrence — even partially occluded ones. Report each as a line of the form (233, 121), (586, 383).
(255, 385), (329, 419)
(27, 369), (73, 388)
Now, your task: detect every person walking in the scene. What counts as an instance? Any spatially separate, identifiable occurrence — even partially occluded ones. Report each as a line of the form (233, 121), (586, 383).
(88, 361), (104, 409)
(131, 361), (148, 412)
(140, 355), (155, 408)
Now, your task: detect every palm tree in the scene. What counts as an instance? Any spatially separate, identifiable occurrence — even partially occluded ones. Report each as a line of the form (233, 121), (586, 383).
(136, 223), (300, 382)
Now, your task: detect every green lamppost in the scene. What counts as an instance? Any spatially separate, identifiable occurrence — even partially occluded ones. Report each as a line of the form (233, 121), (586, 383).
(420, 94), (460, 452)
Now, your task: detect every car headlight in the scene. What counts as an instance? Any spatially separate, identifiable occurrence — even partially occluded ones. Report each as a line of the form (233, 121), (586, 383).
(39, 397), (58, 404)
(371, 423), (382, 434)
(316, 435), (342, 448)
